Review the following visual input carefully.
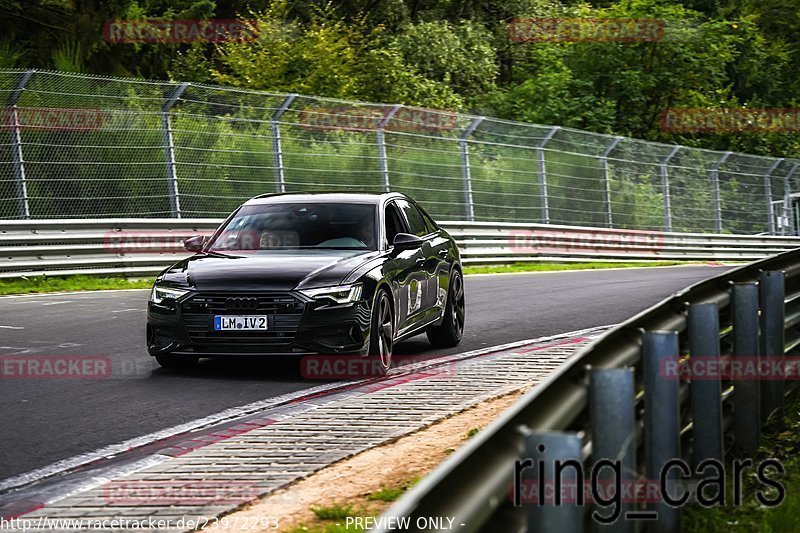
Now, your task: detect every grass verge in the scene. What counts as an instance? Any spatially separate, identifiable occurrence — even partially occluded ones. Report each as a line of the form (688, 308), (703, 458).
(462, 261), (696, 275)
(0, 262), (698, 295)
(683, 388), (800, 532)
(287, 480), (418, 533)
(0, 275), (153, 295)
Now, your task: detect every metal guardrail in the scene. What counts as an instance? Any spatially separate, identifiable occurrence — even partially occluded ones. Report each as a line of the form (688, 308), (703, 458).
(374, 246), (800, 532)
(1, 219), (800, 278)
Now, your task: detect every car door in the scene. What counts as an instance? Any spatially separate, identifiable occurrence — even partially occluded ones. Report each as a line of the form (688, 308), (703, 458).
(394, 199), (444, 326)
(383, 200), (428, 334)
(417, 204), (452, 315)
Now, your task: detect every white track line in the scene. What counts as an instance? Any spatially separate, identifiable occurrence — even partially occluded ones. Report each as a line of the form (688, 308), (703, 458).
(0, 289), (149, 300)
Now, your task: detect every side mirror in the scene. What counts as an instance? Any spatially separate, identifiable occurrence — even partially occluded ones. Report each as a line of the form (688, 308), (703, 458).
(184, 235), (207, 253)
(392, 233), (424, 252)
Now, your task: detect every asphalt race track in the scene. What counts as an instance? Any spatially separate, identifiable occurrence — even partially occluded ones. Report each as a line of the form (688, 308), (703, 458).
(0, 265), (727, 481)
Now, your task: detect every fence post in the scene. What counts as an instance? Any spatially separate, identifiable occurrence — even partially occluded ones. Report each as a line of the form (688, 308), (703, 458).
(709, 152), (731, 233)
(537, 126), (559, 224)
(643, 331), (681, 532)
(9, 69), (35, 219)
(688, 303), (724, 467)
(764, 158), (784, 235)
(376, 105), (401, 193)
(601, 137), (623, 228)
(782, 163), (798, 236)
(660, 146), (681, 232)
(523, 431), (583, 532)
(590, 368), (635, 533)
(271, 94), (297, 193)
(459, 117), (484, 221)
(161, 82), (189, 218)
(732, 282), (760, 457)
(760, 270), (785, 423)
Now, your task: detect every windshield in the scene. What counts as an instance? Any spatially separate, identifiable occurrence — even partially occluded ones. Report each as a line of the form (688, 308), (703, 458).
(207, 202), (377, 252)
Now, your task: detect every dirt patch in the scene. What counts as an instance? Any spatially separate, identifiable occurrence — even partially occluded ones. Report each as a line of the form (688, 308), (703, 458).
(213, 389), (526, 532)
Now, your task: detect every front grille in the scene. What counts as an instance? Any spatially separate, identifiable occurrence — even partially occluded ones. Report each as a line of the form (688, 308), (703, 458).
(181, 292), (305, 350)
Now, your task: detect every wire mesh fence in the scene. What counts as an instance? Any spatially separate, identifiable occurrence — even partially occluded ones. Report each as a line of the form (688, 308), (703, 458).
(1, 69), (797, 234)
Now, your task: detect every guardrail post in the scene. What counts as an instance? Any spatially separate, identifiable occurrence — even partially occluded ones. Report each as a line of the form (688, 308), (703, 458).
(782, 164), (798, 236)
(709, 152), (731, 233)
(376, 105), (401, 193)
(524, 431), (583, 532)
(764, 158), (784, 235)
(643, 331), (681, 532)
(459, 117), (484, 222)
(688, 303), (724, 466)
(271, 94), (297, 193)
(161, 82), (189, 218)
(732, 282), (760, 457)
(601, 137), (623, 228)
(537, 127), (559, 224)
(760, 270), (786, 423)
(661, 146), (681, 232)
(9, 69), (35, 219)
(590, 368), (635, 533)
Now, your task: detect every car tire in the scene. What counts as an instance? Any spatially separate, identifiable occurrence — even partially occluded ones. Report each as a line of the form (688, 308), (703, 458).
(427, 269), (465, 348)
(155, 353), (199, 370)
(368, 289), (393, 376)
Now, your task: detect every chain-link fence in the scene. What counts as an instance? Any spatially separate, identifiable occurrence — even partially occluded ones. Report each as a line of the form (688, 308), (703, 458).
(1, 69), (797, 234)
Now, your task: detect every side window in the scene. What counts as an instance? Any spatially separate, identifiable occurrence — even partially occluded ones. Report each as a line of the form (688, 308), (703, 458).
(384, 202), (406, 246)
(418, 207), (439, 234)
(396, 200), (430, 237)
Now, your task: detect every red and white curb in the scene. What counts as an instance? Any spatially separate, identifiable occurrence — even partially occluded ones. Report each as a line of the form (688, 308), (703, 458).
(0, 326), (610, 530)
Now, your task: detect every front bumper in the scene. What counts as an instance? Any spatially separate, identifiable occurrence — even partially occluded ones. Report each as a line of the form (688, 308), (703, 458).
(147, 291), (372, 357)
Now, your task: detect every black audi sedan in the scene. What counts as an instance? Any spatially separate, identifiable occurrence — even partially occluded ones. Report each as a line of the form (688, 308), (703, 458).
(146, 192), (465, 374)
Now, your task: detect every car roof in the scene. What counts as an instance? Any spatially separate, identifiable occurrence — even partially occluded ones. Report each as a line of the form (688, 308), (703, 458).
(243, 192), (405, 206)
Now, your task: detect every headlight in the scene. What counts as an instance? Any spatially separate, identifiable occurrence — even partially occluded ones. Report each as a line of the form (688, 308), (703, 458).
(150, 285), (190, 304)
(299, 284), (363, 304)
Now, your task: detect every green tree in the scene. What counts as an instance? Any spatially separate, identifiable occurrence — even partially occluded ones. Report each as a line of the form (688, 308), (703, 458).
(389, 21), (498, 100)
(211, 2), (463, 107)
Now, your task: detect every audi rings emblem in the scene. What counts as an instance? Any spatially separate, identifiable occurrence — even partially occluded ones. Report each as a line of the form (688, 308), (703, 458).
(225, 297), (259, 311)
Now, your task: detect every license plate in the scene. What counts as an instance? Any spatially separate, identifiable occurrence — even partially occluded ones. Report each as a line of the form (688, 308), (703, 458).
(213, 315), (268, 331)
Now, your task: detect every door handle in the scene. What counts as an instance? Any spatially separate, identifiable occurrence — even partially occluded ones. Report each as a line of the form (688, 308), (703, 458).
(415, 257), (425, 266)
(437, 249), (448, 257)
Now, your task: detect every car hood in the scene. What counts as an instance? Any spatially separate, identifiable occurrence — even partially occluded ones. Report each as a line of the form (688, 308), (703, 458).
(160, 250), (379, 292)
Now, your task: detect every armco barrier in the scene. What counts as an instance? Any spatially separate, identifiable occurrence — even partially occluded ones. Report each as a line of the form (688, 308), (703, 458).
(373, 246), (800, 532)
(1, 219), (799, 278)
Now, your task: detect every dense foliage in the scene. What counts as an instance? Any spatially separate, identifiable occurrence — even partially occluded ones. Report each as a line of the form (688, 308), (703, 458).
(1, 0), (799, 158)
